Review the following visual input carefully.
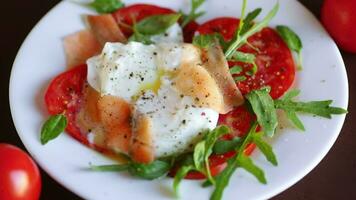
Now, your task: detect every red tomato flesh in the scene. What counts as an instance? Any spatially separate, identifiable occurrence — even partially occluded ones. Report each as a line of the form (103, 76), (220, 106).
(112, 4), (198, 43)
(44, 64), (89, 145)
(112, 4), (175, 37)
(321, 0), (356, 53)
(197, 17), (296, 99)
(0, 144), (41, 200)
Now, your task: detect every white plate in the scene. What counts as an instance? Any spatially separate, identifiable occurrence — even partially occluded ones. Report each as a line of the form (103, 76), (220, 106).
(9, 0), (348, 199)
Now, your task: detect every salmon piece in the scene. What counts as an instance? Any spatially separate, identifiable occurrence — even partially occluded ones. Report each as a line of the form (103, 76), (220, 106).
(130, 114), (154, 164)
(97, 95), (132, 154)
(201, 44), (244, 113)
(84, 86), (101, 123)
(173, 44), (225, 113)
(64, 30), (102, 68)
(86, 14), (127, 46)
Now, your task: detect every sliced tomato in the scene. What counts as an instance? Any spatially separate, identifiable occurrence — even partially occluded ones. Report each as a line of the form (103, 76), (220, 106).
(44, 64), (89, 145)
(183, 21), (199, 43)
(112, 4), (199, 42)
(112, 4), (175, 37)
(197, 17), (296, 99)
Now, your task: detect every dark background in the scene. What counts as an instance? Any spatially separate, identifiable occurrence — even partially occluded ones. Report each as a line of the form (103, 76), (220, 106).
(0, 0), (355, 199)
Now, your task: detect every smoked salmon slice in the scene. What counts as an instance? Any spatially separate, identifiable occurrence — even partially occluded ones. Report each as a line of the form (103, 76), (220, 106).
(86, 14), (127, 46)
(63, 30), (102, 68)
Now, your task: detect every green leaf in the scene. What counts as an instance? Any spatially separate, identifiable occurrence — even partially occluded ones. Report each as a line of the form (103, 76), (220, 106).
(173, 165), (195, 197)
(237, 154), (267, 184)
(40, 114), (67, 145)
(193, 34), (216, 49)
(90, 164), (130, 172)
(210, 122), (259, 200)
(251, 133), (278, 166)
(89, 0), (124, 14)
(225, 3), (279, 58)
(275, 90), (347, 131)
(234, 75), (247, 82)
(193, 126), (230, 184)
(274, 99), (348, 119)
(213, 137), (242, 154)
(128, 160), (171, 180)
(276, 25), (303, 70)
(240, 8), (262, 35)
(193, 141), (206, 172)
(281, 89), (301, 101)
(286, 111), (305, 131)
(181, 0), (206, 27)
(135, 13), (181, 36)
(128, 32), (153, 45)
(232, 51), (256, 63)
(246, 88), (278, 137)
(193, 33), (229, 50)
(210, 156), (239, 200)
(229, 66), (243, 75)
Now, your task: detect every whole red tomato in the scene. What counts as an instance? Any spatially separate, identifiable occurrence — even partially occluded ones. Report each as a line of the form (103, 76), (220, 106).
(321, 0), (356, 53)
(0, 144), (41, 200)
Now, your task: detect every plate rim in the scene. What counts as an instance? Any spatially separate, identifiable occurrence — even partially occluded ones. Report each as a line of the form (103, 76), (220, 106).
(9, 1), (349, 199)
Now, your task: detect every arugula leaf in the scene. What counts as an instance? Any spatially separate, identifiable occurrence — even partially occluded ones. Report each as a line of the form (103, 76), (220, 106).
(225, 3), (279, 58)
(193, 141), (206, 172)
(251, 133), (278, 166)
(193, 33), (229, 50)
(237, 154), (267, 184)
(128, 160), (171, 180)
(40, 114), (67, 145)
(90, 164), (130, 172)
(286, 111), (305, 131)
(246, 88), (278, 137)
(210, 156), (239, 200)
(90, 0), (124, 14)
(240, 8), (262, 35)
(181, 0), (206, 27)
(229, 66), (243, 75)
(232, 51), (258, 75)
(232, 51), (256, 63)
(276, 25), (303, 70)
(192, 34), (216, 49)
(135, 13), (181, 36)
(234, 75), (247, 82)
(211, 122), (260, 200)
(213, 137), (242, 155)
(173, 165), (195, 197)
(274, 89), (347, 130)
(194, 126), (230, 184)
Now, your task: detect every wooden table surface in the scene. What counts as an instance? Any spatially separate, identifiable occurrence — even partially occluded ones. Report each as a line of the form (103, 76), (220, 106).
(0, 0), (355, 199)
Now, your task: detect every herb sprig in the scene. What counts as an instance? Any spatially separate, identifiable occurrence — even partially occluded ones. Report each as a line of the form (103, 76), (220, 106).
(276, 26), (303, 70)
(40, 114), (67, 145)
(275, 89), (348, 130)
(181, 0), (206, 28)
(129, 13), (181, 44)
(89, 0), (125, 14)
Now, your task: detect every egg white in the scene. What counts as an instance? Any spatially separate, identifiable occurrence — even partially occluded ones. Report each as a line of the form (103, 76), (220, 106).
(86, 25), (219, 157)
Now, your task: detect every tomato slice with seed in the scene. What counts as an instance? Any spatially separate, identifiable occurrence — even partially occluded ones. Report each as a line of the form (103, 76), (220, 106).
(196, 17), (296, 99)
(112, 4), (198, 42)
(112, 4), (175, 37)
(44, 64), (89, 145)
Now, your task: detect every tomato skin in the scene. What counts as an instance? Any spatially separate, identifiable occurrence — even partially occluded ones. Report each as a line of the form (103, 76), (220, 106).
(112, 4), (199, 42)
(0, 144), (41, 200)
(45, 64), (89, 145)
(112, 4), (174, 37)
(197, 17), (296, 99)
(321, 0), (356, 53)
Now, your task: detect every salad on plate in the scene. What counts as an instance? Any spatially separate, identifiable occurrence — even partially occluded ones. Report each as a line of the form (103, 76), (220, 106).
(39, 0), (347, 199)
